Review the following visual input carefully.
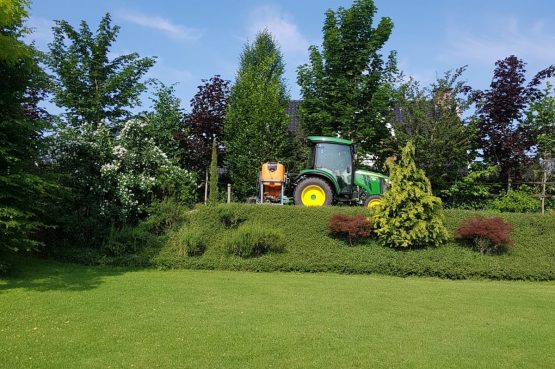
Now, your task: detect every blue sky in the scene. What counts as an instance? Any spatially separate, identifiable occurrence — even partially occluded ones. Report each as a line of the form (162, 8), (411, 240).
(26, 0), (555, 111)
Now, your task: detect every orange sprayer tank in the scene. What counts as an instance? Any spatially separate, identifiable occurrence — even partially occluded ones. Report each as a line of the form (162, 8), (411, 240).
(260, 162), (286, 185)
(260, 162), (286, 200)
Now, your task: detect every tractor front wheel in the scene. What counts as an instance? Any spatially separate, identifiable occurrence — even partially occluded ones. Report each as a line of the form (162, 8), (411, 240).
(364, 195), (382, 209)
(294, 178), (333, 207)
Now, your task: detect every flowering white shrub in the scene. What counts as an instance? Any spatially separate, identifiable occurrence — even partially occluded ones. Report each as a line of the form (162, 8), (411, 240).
(100, 119), (196, 222)
(53, 118), (196, 227)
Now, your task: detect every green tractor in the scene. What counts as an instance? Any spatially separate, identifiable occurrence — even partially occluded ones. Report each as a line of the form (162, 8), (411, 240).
(258, 136), (388, 208)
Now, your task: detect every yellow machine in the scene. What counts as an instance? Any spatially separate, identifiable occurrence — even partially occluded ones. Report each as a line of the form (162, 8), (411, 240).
(258, 162), (287, 204)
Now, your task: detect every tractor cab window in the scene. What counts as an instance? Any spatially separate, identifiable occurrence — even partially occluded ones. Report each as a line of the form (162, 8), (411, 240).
(314, 143), (353, 188)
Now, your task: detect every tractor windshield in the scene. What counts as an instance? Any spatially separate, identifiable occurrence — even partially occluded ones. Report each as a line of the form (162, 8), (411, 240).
(314, 143), (353, 189)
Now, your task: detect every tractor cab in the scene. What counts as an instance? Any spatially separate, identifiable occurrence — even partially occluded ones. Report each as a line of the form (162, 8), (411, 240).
(306, 136), (355, 196)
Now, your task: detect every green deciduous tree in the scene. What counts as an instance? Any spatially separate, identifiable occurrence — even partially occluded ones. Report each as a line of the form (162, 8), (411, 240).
(46, 12), (155, 128)
(146, 83), (185, 162)
(1, 0), (52, 262)
(387, 68), (476, 192)
(373, 141), (449, 248)
(224, 31), (290, 200)
(297, 0), (398, 166)
(524, 81), (555, 157)
(44, 13), (160, 248)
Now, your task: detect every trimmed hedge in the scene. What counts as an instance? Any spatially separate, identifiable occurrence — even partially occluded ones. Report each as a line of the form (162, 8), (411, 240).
(151, 204), (555, 281)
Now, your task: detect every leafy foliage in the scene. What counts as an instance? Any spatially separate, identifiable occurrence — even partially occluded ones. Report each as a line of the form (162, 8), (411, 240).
(523, 81), (555, 156)
(146, 83), (184, 162)
(297, 0), (398, 165)
(46, 12), (155, 128)
(387, 68), (475, 191)
(0, 0), (52, 258)
(489, 190), (540, 213)
(100, 118), (196, 222)
(171, 228), (206, 257)
(224, 31), (290, 200)
(103, 225), (157, 257)
(327, 214), (373, 246)
(141, 198), (189, 235)
(474, 55), (555, 181)
(455, 216), (512, 255)
(441, 164), (499, 209)
(225, 223), (285, 258)
(180, 75), (230, 174)
(216, 204), (246, 228)
(374, 141), (449, 248)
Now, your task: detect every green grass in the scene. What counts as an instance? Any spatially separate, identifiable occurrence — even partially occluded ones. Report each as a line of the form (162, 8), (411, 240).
(153, 205), (555, 280)
(1, 258), (554, 369)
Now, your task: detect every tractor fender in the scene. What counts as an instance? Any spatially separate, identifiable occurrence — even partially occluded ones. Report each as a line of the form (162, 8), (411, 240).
(295, 169), (340, 195)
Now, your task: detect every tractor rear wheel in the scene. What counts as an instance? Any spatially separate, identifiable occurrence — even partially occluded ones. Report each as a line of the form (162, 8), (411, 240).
(294, 177), (333, 207)
(364, 195), (382, 209)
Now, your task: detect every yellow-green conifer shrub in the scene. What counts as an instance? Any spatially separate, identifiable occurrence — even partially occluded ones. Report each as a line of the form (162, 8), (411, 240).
(374, 141), (449, 248)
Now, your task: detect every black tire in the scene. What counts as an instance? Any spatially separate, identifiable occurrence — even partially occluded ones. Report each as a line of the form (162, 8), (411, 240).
(364, 195), (382, 209)
(293, 177), (333, 207)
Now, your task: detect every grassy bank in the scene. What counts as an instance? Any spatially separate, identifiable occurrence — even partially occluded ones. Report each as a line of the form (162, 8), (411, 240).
(153, 205), (555, 280)
(1, 259), (554, 369)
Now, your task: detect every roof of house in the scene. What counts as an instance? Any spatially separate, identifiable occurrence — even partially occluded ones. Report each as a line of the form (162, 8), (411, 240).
(286, 100), (301, 132)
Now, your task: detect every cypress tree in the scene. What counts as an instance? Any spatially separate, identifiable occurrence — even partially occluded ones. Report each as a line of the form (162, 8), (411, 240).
(373, 141), (449, 248)
(209, 138), (218, 205)
(224, 31), (289, 200)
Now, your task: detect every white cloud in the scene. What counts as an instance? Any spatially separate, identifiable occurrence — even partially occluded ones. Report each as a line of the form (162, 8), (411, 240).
(118, 11), (201, 41)
(247, 5), (309, 56)
(443, 16), (555, 65)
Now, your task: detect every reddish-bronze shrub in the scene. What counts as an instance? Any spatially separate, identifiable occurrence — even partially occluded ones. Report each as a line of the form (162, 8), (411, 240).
(327, 214), (373, 246)
(455, 216), (512, 255)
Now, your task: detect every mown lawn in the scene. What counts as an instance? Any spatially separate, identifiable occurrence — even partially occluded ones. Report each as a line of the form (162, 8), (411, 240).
(1, 259), (554, 369)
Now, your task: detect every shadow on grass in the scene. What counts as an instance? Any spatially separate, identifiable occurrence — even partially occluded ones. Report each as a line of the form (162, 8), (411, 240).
(0, 257), (128, 293)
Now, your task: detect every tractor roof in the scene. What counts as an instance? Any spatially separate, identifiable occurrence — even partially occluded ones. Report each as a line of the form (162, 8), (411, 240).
(306, 136), (353, 145)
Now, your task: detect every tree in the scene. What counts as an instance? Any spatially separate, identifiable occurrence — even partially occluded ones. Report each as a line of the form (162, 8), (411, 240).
(46, 12), (155, 128)
(297, 0), (398, 166)
(373, 141), (449, 248)
(147, 83), (184, 162)
(209, 138), (218, 205)
(0, 0), (51, 262)
(524, 81), (555, 157)
(387, 68), (475, 192)
(475, 55), (555, 181)
(224, 31), (290, 200)
(180, 75), (230, 174)
(44, 14), (157, 247)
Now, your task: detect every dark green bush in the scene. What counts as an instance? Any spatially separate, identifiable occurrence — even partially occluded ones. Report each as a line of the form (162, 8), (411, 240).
(141, 198), (189, 235)
(225, 223), (285, 258)
(217, 204), (246, 228)
(171, 227), (207, 257)
(489, 190), (540, 213)
(103, 225), (156, 257)
(184, 231), (207, 257)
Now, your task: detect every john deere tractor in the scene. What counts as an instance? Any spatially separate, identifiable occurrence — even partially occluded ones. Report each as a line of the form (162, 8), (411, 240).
(258, 136), (388, 208)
